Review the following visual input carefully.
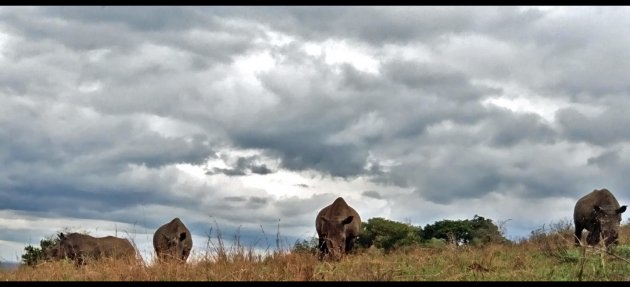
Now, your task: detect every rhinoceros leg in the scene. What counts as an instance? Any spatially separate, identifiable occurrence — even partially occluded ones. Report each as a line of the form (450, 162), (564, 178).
(586, 231), (600, 246)
(345, 236), (357, 254)
(318, 237), (328, 260)
(574, 222), (584, 246)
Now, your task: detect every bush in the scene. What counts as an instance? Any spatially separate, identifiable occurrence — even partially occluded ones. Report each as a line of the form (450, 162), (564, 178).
(423, 237), (447, 249)
(422, 215), (508, 246)
(21, 236), (59, 266)
(358, 217), (423, 252)
(291, 237), (318, 255)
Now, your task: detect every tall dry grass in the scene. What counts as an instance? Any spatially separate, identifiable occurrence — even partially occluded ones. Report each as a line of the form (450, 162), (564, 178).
(3, 222), (630, 281)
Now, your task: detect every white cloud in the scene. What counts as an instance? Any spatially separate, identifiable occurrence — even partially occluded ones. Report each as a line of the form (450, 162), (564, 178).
(327, 111), (386, 145)
(380, 42), (433, 63)
(480, 79), (607, 123)
(304, 39), (380, 74)
(86, 48), (111, 63)
(482, 95), (560, 122)
(264, 29), (295, 47)
(303, 42), (323, 57)
(232, 50), (277, 80)
(144, 114), (206, 139)
(133, 43), (193, 72)
(77, 80), (102, 93)
(0, 30), (10, 61)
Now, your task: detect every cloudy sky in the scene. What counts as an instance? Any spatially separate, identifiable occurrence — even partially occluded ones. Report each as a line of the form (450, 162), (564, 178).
(2, 6), (630, 263)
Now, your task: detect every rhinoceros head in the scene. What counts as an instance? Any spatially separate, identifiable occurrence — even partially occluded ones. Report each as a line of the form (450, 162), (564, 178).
(593, 204), (627, 246)
(162, 231), (188, 261)
(319, 215), (354, 260)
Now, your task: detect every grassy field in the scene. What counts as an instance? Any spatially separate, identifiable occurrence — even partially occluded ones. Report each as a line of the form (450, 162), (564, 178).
(3, 224), (630, 281)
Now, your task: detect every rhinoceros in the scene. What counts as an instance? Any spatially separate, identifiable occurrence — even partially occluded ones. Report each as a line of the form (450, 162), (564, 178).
(315, 197), (361, 260)
(153, 218), (193, 263)
(574, 188), (627, 247)
(44, 232), (136, 264)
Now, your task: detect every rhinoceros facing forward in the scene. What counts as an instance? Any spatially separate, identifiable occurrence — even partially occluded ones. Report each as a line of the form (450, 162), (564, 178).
(574, 188), (627, 247)
(153, 217), (193, 263)
(315, 197), (361, 260)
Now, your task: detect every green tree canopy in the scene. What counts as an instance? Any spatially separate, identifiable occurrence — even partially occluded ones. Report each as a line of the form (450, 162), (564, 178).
(21, 236), (60, 266)
(357, 217), (423, 252)
(422, 215), (507, 246)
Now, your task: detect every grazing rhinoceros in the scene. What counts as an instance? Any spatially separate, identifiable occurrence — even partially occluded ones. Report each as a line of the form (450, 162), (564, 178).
(153, 218), (193, 263)
(574, 188), (627, 247)
(44, 232), (136, 264)
(315, 197), (361, 260)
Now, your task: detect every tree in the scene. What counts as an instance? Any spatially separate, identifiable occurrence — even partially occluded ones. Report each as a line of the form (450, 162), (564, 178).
(422, 219), (473, 245)
(469, 215), (508, 245)
(291, 237), (319, 255)
(421, 215), (507, 246)
(357, 217), (423, 252)
(21, 236), (59, 266)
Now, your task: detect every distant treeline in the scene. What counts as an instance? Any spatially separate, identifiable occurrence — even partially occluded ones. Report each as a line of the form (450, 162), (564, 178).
(294, 214), (509, 253)
(19, 214), (506, 266)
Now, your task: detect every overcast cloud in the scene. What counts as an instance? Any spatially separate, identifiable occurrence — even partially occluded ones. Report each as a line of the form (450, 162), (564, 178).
(2, 6), (630, 263)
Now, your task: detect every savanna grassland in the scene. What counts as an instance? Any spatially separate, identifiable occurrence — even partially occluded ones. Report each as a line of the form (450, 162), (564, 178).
(3, 224), (630, 281)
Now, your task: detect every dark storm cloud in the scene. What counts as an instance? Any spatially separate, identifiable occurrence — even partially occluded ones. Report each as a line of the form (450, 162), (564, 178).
(411, 163), (503, 204)
(219, 196), (269, 210)
(0, 229), (34, 245)
(207, 7), (545, 46)
(40, 6), (210, 32)
(250, 164), (273, 175)
(482, 109), (557, 147)
(0, 6), (258, 70)
(522, 9), (630, 100)
(247, 196), (269, 209)
(0, 165), (203, 223)
(221, 56), (378, 177)
(0, 99), (215, 226)
(206, 156), (275, 177)
(226, 52), (497, 178)
(224, 196), (247, 202)
(377, 59), (499, 134)
(556, 107), (630, 146)
(372, 123), (585, 205)
(381, 60), (488, 101)
(362, 190), (382, 199)
(587, 149), (621, 169)
(210, 167), (247, 176)
(0, 102), (214, 170)
(233, 130), (369, 178)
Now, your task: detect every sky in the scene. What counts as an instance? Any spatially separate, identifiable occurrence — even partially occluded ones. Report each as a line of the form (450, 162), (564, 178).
(2, 6), (630, 263)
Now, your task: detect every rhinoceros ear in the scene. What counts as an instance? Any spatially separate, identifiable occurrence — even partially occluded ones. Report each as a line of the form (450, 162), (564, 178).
(618, 205), (627, 214)
(179, 232), (187, 241)
(342, 216), (354, 225)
